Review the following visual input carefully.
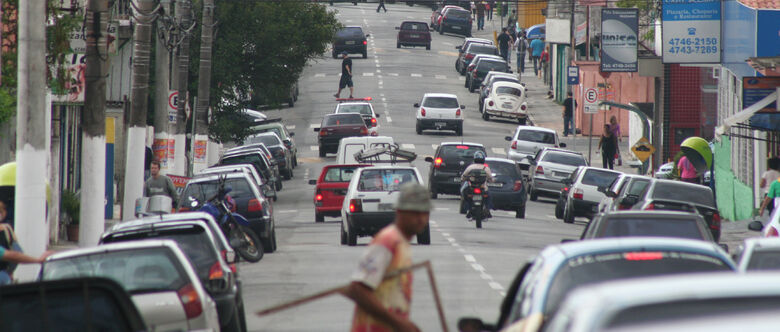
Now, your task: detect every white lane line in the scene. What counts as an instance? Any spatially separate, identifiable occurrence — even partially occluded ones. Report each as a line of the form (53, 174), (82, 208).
(447, 237), (456, 243)
(500, 291), (507, 297)
(452, 243), (461, 247)
(309, 123), (319, 128)
(442, 232), (451, 237)
(480, 273), (492, 280)
(457, 248), (466, 253)
(435, 75), (447, 80)
(471, 263), (485, 271)
(386, 117), (392, 123)
(374, 59), (379, 63)
(310, 146), (319, 151)
(286, 125), (296, 130)
(381, 97), (387, 102)
(401, 144), (415, 149)
(363, 72), (374, 77)
(376, 64), (381, 68)
(464, 254), (476, 262)
(547, 215), (558, 219)
(443, 41), (454, 46)
(376, 69), (382, 73)
(314, 73), (326, 78)
(432, 144), (439, 149)
(304, 168), (310, 180)
(411, 73), (422, 77)
(388, 73), (399, 76)
(491, 147), (505, 155)
(430, 220), (437, 225)
(380, 93), (385, 97)
(378, 80), (383, 85)
(277, 210), (298, 214)
(489, 282), (504, 291)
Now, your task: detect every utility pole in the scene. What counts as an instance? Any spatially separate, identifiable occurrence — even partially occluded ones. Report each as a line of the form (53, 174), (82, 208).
(122, 0), (157, 221)
(15, 0), (48, 258)
(80, 0), (110, 246)
(173, 0), (192, 176)
(153, 0), (172, 174)
(193, 0), (215, 176)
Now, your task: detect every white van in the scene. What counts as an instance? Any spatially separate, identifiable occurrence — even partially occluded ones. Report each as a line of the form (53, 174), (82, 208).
(336, 136), (395, 164)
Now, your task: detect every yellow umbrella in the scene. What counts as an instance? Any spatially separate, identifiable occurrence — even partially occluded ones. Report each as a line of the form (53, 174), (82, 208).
(0, 162), (15, 187)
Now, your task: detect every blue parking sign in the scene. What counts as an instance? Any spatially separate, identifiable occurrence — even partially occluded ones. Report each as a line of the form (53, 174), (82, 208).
(567, 66), (579, 85)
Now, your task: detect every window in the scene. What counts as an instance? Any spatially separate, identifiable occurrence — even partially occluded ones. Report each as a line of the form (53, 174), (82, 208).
(401, 22), (427, 30)
(336, 27), (363, 38)
(516, 130), (555, 144)
(542, 152), (587, 167)
(599, 217), (705, 240)
(423, 97), (459, 108)
(468, 44), (498, 55)
(479, 60), (508, 72)
(651, 182), (715, 207)
(581, 169), (621, 188)
(324, 166), (360, 182)
(446, 9), (470, 19)
(183, 178), (254, 203)
(254, 127), (283, 140)
(625, 179), (649, 196)
(358, 169), (418, 192)
(324, 114), (364, 126)
(245, 134), (281, 147)
(746, 249), (780, 271)
(337, 104), (373, 116)
(496, 86), (523, 97)
(487, 161), (520, 178)
(439, 145), (485, 165)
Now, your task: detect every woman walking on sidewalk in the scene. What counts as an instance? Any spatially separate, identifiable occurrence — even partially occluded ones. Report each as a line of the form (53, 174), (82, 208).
(598, 124), (617, 170)
(609, 116), (622, 166)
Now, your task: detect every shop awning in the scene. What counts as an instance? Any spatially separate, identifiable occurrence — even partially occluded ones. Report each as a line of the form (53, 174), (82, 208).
(716, 91), (778, 136)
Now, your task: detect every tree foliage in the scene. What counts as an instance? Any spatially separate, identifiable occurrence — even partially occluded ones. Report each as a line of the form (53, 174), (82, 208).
(187, 1), (340, 143)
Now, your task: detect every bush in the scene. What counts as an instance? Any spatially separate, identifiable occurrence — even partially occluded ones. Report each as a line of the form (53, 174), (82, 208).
(61, 190), (80, 225)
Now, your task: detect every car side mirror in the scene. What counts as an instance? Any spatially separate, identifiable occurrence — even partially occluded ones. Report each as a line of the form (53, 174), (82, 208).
(308, 179), (317, 185)
(606, 190), (617, 198)
(620, 196), (638, 207)
(313, 127), (320, 132)
(395, 27), (400, 30)
(365, 34), (371, 38)
(559, 142), (567, 148)
(414, 103), (420, 108)
(460, 105), (466, 109)
(455, 45), (462, 50)
(457, 317), (485, 332)
(263, 187), (276, 199)
(748, 220), (764, 231)
(425, 156), (434, 163)
(375, 114), (381, 118)
(505, 136), (513, 141)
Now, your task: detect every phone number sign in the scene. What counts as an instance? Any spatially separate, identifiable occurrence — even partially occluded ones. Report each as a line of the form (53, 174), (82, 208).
(662, 0), (721, 63)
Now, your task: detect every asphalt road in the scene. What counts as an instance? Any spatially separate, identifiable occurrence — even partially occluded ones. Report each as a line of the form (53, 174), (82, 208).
(240, 3), (619, 331)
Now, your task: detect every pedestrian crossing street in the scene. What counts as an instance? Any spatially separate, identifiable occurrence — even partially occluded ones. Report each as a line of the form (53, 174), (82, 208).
(313, 72), (450, 80)
(302, 142), (510, 158)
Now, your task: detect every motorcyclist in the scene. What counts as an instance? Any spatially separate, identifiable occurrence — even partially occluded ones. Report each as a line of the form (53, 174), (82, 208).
(460, 151), (493, 219)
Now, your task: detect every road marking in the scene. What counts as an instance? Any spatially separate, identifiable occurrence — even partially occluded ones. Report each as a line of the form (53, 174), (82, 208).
(286, 125), (296, 130)
(547, 215), (558, 219)
(464, 254), (475, 262)
(378, 80), (383, 85)
(309, 123), (319, 128)
(480, 273), (492, 280)
(310, 146), (319, 151)
(443, 41), (454, 46)
(381, 97), (387, 102)
(457, 248), (466, 253)
(401, 144), (415, 149)
(430, 220), (437, 225)
(398, 49), (411, 53)
(388, 73), (399, 76)
(376, 64), (381, 68)
(500, 291), (506, 297)
(432, 144), (439, 149)
(304, 168), (310, 180)
(380, 93), (385, 97)
(277, 210), (298, 214)
(374, 59), (379, 63)
(489, 282), (504, 291)
(314, 73), (326, 78)
(386, 117), (392, 123)
(411, 73), (422, 78)
(491, 147), (505, 155)
(376, 69), (381, 73)
(471, 263), (485, 271)
(442, 232), (451, 237)
(437, 50), (460, 57)
(363, 72), (374, 77)
(447, 237), (456, 243)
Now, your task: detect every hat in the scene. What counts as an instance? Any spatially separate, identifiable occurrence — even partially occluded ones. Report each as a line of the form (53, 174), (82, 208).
(396, 183), (432, 212)
(340, 51), (349, 56)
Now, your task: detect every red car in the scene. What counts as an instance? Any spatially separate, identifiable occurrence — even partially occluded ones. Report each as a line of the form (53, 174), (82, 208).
(310, 164), (372, 222)
(396, 21), (432, 50)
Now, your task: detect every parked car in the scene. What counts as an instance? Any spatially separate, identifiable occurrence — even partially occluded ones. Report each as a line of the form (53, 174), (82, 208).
(467, 57), (510, 92)
(178, 172), (276, 253)
(484, 157), (527, 218)
(631, 179), (721, 241)
(41, 240), (221, 331)
(244, 132), (293, 180)
(196, 164), (276, 202)
(0, 277), (147, 332)
(596, 174), (651, 213)
(560, 166), (622, 223)
(458, 42), (499, 75)
(527, 148), (586, 201)
(340, 166), (429, 245)
(414, 93), (464, 136)
(250, 118), (298, 168)
(314, 113), (369, 157)
(333, 26), (369, 58)
(310, 164), (372, 222)
(438, 7), (472, 36)
(655, 161), (674, 178)
(478, 72), (520, 110)
(736, 237), (780, 271)
(425, 142), (486, 198)
(458, 237), (735, 332)
(464, 54), (504, 86)
(430, 5), (459, 31)
(396, 21), (432, 50)
(546, 273), (780, 332)
(481, 81), (528, 124)
(579, 211), (715, 242)
(334, 101), (381, 136)
(220, 148), (282, 191)
(101, 219), (246, 332)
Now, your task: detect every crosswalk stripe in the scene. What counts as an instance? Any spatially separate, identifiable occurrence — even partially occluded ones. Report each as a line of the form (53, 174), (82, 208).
(310, 146), (319, 151)
(411, 73), (422, 78)
(363, 72), (374, 77)
(388, 73), (399, 76)
(401, 144), (415, 149)
(491, 147), (505, 155)
(309, 123), (319, 128)
(286, 125), (296, 130)
(435, 75), (447, 80)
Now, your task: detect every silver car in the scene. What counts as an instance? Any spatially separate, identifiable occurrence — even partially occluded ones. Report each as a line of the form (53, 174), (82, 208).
(505, 125), (564, 170)
(528, 148), (587, 201)
(40, 240), (221, 331)
(737, 237), (780, 272)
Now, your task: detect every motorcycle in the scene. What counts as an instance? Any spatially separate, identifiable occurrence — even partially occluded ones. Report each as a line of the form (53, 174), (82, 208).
(188, 178), (264, 262)
(461, 171), (490, 229)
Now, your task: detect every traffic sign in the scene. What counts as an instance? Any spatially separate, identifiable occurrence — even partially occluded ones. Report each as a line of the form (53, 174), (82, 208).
(567, 66), (579, 85)
(584, 87), (599, 114)
(631, 137), (655, 162)
(168, 91), (178, 124)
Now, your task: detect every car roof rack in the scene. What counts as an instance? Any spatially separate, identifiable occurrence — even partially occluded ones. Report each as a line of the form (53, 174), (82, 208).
(354, 144), (417, 164)
(336, 97), (372, 103)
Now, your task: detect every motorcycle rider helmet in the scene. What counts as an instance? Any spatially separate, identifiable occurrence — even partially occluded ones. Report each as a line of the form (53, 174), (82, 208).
(473, 151), (486, 164)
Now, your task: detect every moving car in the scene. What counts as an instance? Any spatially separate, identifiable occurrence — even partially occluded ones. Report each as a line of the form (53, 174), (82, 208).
(396, 21), (432, 50)
(334, 101), (381, 136)
(527, 148), (586, 201)
(425, 142), (486, 198)
(481, 81), (528, 124)
(414, 93), (464, 135)
(40, 240), (221, 331)
(484, 157), (527, 218)
(560, 166), (622, 223)
(244, 132), (293, 180)
(458, 42), (499, 75)
(250, 118), (298, 168)
(546, 273), (780, 332)
(333, 26), (369, 58)
(736, 237), (780, 271)
(310, 164), (371, 222)
(438, 6), (472, 36)
(467, 57), (510, 92)
(314, 113), (369, 157)
(631, 179), (721, 241)
(580, 211), (715, 242)
(458, 237), (735, 332)
(505, 126), (564, 171)
(340, 166), (429, 245)
(596, 174), (651, 213)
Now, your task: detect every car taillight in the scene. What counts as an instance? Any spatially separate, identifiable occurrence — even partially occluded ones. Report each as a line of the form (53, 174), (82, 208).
(511, 141), (517, 149)
(520, 104), (527, 111)
(473, 188), (482, 194)
(248, 198), (263, 212)
(316, 193), (323, 201)
(768, 227), (779, 237)
(178, 207), (191, 212)
(209, 261), (224, 280)
(455, 109), (461, 117)
(513, 180), (523, 191)
(488, 101), (494, 106)
(573, 189), (583, 200)
(371, 118), (377, 127)
(221, 250), (237, 273)
(349, 199), (363, 213)
(618, 204), (631, 210)
(624, 252), (664, 261)
(421, 108), (426, 117)
(465, 53), (474, 60)
(177, 284), (203, 319)
(363, 40), (367, 45)
(360, 127), (368, 135)
(711, 212), (721, 230)
(535, 166), (544, 175)
(434, 157), (444, 168)
(644, 203), (655, 210)
(319, 130), (328, 137)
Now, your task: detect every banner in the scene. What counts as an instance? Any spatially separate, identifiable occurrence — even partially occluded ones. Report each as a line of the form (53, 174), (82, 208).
(167, 175), (191, 196)
(600, 8), (638, 72)
(662, 0), (721, 64)
(194, 140), (207, 163)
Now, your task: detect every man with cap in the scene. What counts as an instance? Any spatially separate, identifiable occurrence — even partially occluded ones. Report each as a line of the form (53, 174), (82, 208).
(344, 183), (430, 332)
(334, 51), (354, 99)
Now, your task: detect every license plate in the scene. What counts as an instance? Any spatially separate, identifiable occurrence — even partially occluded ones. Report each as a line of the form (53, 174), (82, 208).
(553, 172), (568, 178)
(488, 183), (502, 188)
(378, 203), (394, 211)
(453, 178), (462, 183)
(502, 103), (513, 109)
(345, 41), (355, 45)
(473, 200), (482, 206)
(409, 34), (419, 38)
(435, 122), (447, 127)
(473, 195), (483, 201)
(452, 26), (461, 30)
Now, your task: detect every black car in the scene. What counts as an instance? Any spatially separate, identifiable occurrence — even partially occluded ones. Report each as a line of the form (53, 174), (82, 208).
(440, 0), (471, 11)
(425, 142), (487, 198)
(314, 113), (368, 157)
(438, 7), (472, 37)
(458, 43), (499, 75)
(468, 58), (510, 92)
(333, 26), (369, 59)
(485, 157), (527, 218)
(220, 149), (282, 191)
(244, 132), (293, 180)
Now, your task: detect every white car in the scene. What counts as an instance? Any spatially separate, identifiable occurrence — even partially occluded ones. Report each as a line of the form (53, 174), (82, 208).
(561, 166), (623, 223)
(415, 93), (464, 136)
(341, 166), (429, 246)
(41, 240), (221, 331)
(505, 125), (564, 170)
(655, 161), (674, 178)
(596, 174), (651, 213)
(335, 101), (381, 136)
(736, 237), (780, 271)
(481, 81), (528, 124)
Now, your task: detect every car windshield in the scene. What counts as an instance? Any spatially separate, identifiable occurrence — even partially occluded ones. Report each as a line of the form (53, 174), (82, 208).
(487, 161), (520, 178)
(651, 182), (715, 207)
(582, 169), (621, 187)
(324, 166), (361, 182)
(423, 97), (459, 108)
(598, 217), (706, 240)
(496, 86), (523, 97)
(183, 178), (254, 203)
(358, 169), (418, 192)
(468, 44), (498, 54)
(478, 60), (508, 72)
(543, 152), (587, 166)
(542, 251), (730, 315)
(336, 27), (363, 38)
(516, 130), (555, 144)
(42, 248), (187, 295)
(221, 153), (269, 173)
(245, 134), (281, 147)
(337, 104), (373, 116)
(625, 179), (650, 196)
(401, 22), (427, 30)
(324, 114), (364, 126)
(490, 77), (519, 86)
(446, 9), (470, 19)
(746, 249), (780, 271)
(440, 145), (485, 165)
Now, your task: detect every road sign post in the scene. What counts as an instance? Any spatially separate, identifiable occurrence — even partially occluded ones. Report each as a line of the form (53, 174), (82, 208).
(584, 87), (599, 164)
(567, 66), (579, 85)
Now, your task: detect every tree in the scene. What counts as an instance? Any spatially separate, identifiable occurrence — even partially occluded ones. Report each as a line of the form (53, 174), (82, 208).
(186, 1), (340, 143)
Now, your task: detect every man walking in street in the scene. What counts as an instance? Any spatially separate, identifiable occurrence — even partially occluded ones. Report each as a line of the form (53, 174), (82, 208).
(334, 51), (354, 99)
(562, 91), (575, 137)
(487, 0), (494, 20)
(143, 160), (179, 207)
(343, 183), (431, 332)
(376, 0), (386, 13)
(514, 31), (528, 74)
(497, 28), (512, 63)
(476, 2), (485, 31)
(529, 37), (544, 76)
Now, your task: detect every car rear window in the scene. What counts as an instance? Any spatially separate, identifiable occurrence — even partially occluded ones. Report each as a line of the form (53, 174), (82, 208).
(337, 104), (373, 116)
(183, 178), (254, 203)
(468, 44), (498, 54)
(423, 97), (459, 108)
(358, 169), (418, 192)
(542, 152), (586, 166)
(253, 127), (284, 139)
(478, 60), (508, 72)
(746, 249), (780, 271)
(324, 166), (362, 182)
(607, 298), (780, 329)
(625, 179), (650, 196)
(221, 154), (269, 174)
(336, 27), (363, 38)
(487, 161), (520, 178)
(440, 145), (485, 164)
(543, 251), (730, 315)
(598, 217), (706, 240)
(446, 9), (470, 19)
(42, 248), (188, 295)
(490, 77), (520, 87)
(245, 134), (281, 147)
(581, 169), (621, 187)
(516, 130), (555, 144)
(324, 114), (364, 126)
(651, 182), (715, 207)
(401, 22), (428, 30)
(496, 86), (523, 97)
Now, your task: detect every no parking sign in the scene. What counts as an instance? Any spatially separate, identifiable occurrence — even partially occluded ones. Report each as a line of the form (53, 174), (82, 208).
(584, 88), (599, 114)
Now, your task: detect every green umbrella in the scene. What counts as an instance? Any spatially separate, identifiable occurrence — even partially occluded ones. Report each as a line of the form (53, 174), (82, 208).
(680, 137), (712, 174)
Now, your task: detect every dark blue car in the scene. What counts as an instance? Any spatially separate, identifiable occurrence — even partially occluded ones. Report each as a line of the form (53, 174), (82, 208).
(486, 157), (527, 218)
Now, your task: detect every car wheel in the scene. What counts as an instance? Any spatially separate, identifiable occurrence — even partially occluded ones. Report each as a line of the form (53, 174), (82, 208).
(555, 200), (564, 219)
(417, 225), (431, 245)
(263, 228), (276, 253)
(439, 27), (443, 35)
(482, 110), (489, 121)
(426, 44), (431, 50)
(340, 221), (348, 244)
(455, 60), (460, 72)
(271, 228), (277, 252)
(283, 169), (292, 180)
(416, 121), (423, 134)
(397, 42), (401, 48)
(319, 148), (326, 158)
(465, 77), (470, 88)
(288, 98), (294, 107)
(238, 301), (247, 332)
(362, 51), (367, 59)
(347, 223), (357, 246)
(276, 179), (283, 191)
(332, 51), (338, 59)
(563, 203), (575, 224)
(456, 126), (463, 136)
(293, 155), (298, 167)
(518, 117), (527, 125)
(315, 212), (324, 223)
(430, 186), (438, 199)
(529, 188), (538, 201)
(469, 81), (476, 92)
(223, 305), (242, 332)
(459, 199), (466, 214)
(516, 206), (525, 219)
